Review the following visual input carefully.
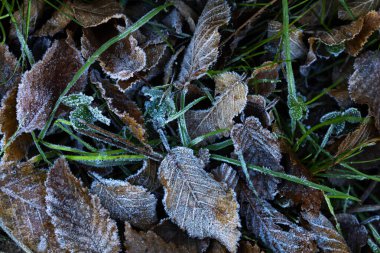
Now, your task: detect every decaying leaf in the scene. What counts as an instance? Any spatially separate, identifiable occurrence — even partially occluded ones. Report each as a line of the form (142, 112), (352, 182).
(152, 218), (209, 253)
(239, 184), (317, 253)
(246, 95), (272, 128)
(124, 222), (191, 253)
(81, 19), (146, 82)
(176, 0), (231, 86)
(127, 159), (160, 191)
(248, 61), (279, 97)
(0, 44), (20, 98)
(336, 213), (368, 253)
(90, 70), (148, 144)
(17, 38), (87, 133)
(91, 175), (158, 230)
(186, 72), (247, 140)
(302, 212), (350, 253)
(338, 0), (380, 20)
(0, 161), (59, 252)
(45, 158), (121, 252)
(231, 116), (283, 200)
(348, 50), (380, 130)
(212, 163), (239, 190)
(239, 241), (264, 253)
(158, 147), (241, 252)
(0, 87), (32, 162)
(36, 3), (74, 37)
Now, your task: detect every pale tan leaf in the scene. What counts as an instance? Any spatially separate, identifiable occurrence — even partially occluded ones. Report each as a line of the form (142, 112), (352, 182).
(90, 70), (148, 144)
(45, 158), (121, 253)
(176, 0), (231, 86)
(127, 159), (160, 191)
(90, 175), (157, 230)
(0, 87), (32, 162)
(338, 0), (380, 20)
(348, 50), (380, 130)
(0, 161), (60, 252)
(302, 212), (350, 253)
(0, 44), (20, 97)
(81, 19), (146, 81)
(124, 222), (191, 253)
(186, 72), (247, 140)
(158, 147), (241, 252)
(239, 184), (317, 253)
(17, 39), (87, 133)
(231, 116), (283, 200)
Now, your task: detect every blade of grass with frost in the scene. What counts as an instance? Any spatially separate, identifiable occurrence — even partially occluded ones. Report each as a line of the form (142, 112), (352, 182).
(31, 131), (52, 165)
(189, 128), (228, 147)
(206, 139), (233, 151)
(166, 96), (206, 124)
(38, 3), (172, 140)
(211, 154), (360, 201)
(65, 154), (146, 167)
(178, 90), (191, 146)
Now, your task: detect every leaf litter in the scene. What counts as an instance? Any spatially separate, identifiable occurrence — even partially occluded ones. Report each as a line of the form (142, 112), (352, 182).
(0, 0), (379, 252)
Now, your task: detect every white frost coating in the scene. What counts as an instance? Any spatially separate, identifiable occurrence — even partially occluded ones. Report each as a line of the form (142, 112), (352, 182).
(158, 147), (241, 252)
(37, 236), (47, 252)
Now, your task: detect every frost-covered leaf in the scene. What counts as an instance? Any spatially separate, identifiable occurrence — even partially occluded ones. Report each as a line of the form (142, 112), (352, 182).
(176, 0), (231, 86)
(336, 213), (368, 252)
(90, 175), (157, 230)
(124, 222), (191, 253)
(36, 3), (74, 37)
(0, 87), (32, 162)
(338, 0), (380, 20)
(45, 158), (121, 253)
(81, 18), (146, 81)
(348, 50), (380, 130)
(62, 93), (93, 107)
(17, 39), (87, 133)
(231, 116), (283, 200)
(248, 61), (279, 97)
(212, 163), (239, 190)
(246, 95), (272, 128)
(186, 72), (247, 140)
(302, 212), (350, 253)
(158, 147), (241, 252)
(91, 70), (148, 144)
(239, 184), (317, 253)
(0, 44), (20, 98)
(127, 159), (160, 191)
(152, 218), (209, 253)
(0, 161), (60, 252)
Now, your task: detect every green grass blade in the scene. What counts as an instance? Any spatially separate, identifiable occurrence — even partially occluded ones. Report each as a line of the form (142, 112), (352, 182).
(166, 96), (206, 124)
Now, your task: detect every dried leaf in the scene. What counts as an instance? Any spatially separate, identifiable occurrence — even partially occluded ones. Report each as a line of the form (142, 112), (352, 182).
(302, 212), (350, 253)
(158, 147), (241, 252)
(207, 241), (228, 253)
(176, 0), (231, 86)
(127, 160), (160, 191)
(124, 222), (191, 253)
(246, 95), (272, 128)
(90, 70), (148, 144)
(0, 161), (59, 252)
(239, 241), (264, 253)
(239, 184), (317, 253)
(186, 72), (247, 140)
(45, 158), (121, 252)
(72, 0), (124, 28)
(0, 87), (32, 162)
(152, 218), (209, 253)
(231, 116), (283, 200)
(348, 50), (380, 130)
(336, 213), (368, 252)
(338, 0), (380, 20)
(17, 39), (87, 133)
(212, 163), (239, 190)
(36, 4), (74, 37)
(90, 175), (158, 230)
(0, 44), (20, 97)
(81, 20), (146, 81)
(248, 61), (279, 97)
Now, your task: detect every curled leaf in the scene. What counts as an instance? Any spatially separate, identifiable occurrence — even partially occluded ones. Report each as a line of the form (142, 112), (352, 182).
(176, 0), (231, 86)
(186, 72), (248, 141)
(17, 39), (87, 133)
(348, 50), (380, 130)
(91, 175), (158, 230)
(45, 158), (121, 253)
(127, 160), (160, 191)
(158, 147), (241, 252)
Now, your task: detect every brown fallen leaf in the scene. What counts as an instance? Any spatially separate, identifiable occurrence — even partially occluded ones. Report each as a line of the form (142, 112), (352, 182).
(231, 116), (283, 200)
(186, 72), (248, 141)
(248, 61), (279, 97)
(338, 0), (380, 20)
(302, 212), (350, 253)
(0, 44), (20, 98)
(0, 87), (32, 162)
(212, 163), (239, 190)
(90, 70), (148, 144)
(124, 222), (191, 253)
(35, 3), (74, 37)
(127, 159), (160, 191)
(45, 158), (121, 252)
(0, 161), (60, 252)
(175, 0), (231, 86)
(90, 175), (158, 230)
(246, 95), (272, 128)
(336, 213), (368, 252)
(17, 38), (87, 133)
(348, 50), (380, 130)
(238, 183), (317, 253)
(158, 147), (241, 252)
